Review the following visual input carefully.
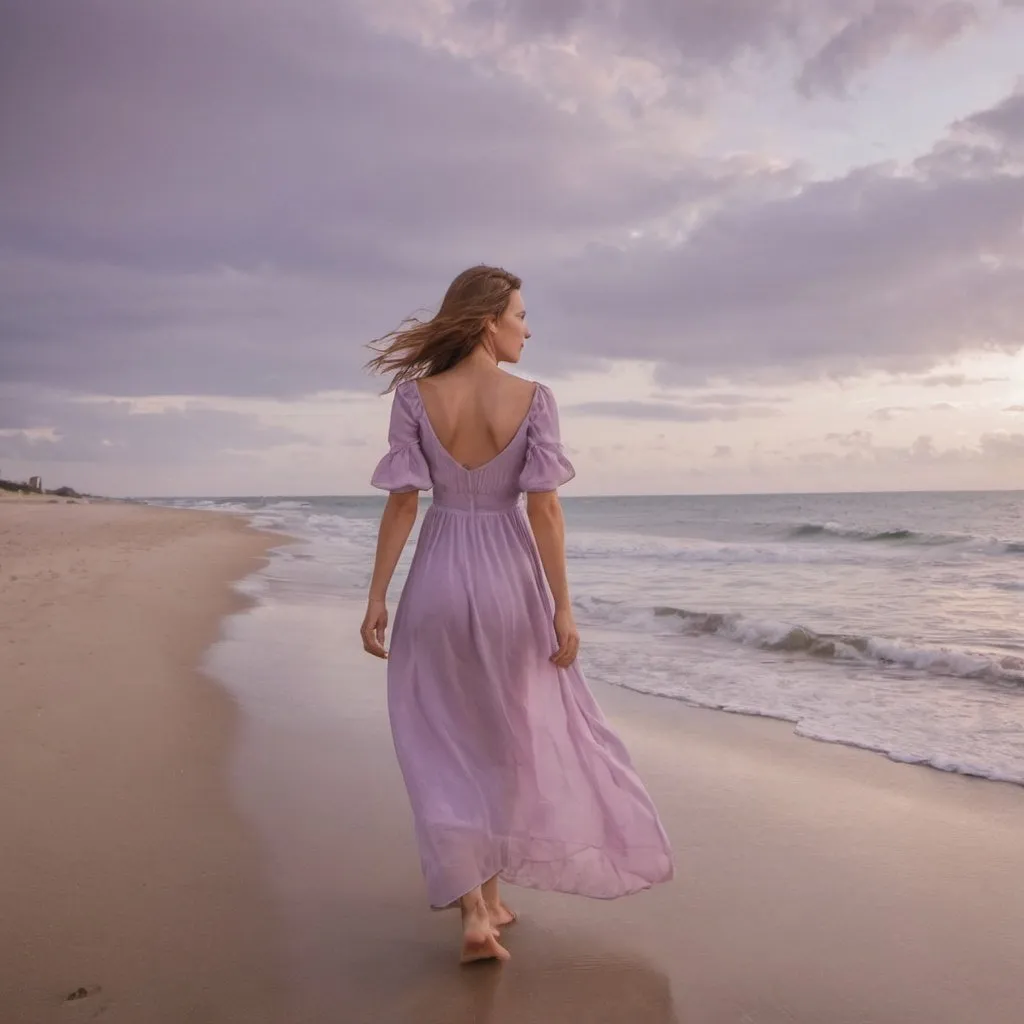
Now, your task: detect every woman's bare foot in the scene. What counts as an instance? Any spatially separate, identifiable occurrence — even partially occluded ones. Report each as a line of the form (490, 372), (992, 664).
(460, 898), (511, 964)
(486, 899), (518, 929)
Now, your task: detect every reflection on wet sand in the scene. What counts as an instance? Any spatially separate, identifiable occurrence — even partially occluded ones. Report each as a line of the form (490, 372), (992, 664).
(338, 921), (679, 1024)
(220, 599), (1024, 1024)
(445, 953), (678, 1024)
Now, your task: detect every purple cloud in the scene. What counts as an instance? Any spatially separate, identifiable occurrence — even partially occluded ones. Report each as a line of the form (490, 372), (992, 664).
(797, 2), (979, 97)
(0, 0), (1021, 421)
(0, 394), (302, 464)
(468, 0), (989, 96)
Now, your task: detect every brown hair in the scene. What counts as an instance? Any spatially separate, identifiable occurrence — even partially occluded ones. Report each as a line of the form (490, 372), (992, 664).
(365, 265), (522, 391)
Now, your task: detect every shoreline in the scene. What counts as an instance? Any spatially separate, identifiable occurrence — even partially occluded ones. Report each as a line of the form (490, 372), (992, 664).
(6, 498), (1024, 1021)
(611, 679), (1024, 789)
(0, 500), (295, 1023)
(154, 492), (1024, 790)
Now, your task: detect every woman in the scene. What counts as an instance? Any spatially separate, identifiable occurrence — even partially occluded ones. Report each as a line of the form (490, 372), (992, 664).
(361, 265), (673, 964)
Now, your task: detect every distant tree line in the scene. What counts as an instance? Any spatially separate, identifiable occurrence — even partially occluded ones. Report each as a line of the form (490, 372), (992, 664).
(0, 472), (84, 498)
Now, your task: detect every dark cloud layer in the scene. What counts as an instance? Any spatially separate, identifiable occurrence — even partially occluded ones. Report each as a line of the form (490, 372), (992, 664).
(0, 386), (301, 464)
(1, 0), (1022, 438)
(2, 0), (777, 402)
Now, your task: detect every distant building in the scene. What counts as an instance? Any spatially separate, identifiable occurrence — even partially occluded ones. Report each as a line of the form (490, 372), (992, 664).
(29, 476), (42, 492)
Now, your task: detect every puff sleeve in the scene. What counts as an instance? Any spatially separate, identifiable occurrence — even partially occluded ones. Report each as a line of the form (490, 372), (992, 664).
(518, 383), (576, 492)
(370, 383), (432, 492)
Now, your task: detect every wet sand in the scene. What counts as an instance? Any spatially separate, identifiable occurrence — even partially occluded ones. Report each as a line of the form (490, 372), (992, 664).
(5, 498), (1024, 1023)
(223, 595), (1024, 1024)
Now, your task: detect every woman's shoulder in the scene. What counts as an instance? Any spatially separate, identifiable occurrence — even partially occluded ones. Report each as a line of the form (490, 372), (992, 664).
(504, 375), (552, 425)
(393, 377), (423, 406)
(524, 378), (557, 409)
(467, 369), (544, 412)
(494, 369), (539, 389)
(496, 372), (552, 401)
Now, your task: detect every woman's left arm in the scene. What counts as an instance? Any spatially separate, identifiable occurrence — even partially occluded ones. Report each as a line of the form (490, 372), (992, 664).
(361, 491), (419, 658)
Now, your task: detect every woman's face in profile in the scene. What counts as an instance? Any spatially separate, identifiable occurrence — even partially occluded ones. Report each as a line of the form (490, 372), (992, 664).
(488, 289), (530, 364)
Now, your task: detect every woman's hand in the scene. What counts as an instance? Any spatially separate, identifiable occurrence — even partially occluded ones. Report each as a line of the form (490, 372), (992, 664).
(551, 606), (580, 668)
(360, 599), (389, 659)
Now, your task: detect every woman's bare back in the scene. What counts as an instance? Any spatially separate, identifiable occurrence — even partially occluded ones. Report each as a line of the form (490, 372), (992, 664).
(415, 370), (539, 472)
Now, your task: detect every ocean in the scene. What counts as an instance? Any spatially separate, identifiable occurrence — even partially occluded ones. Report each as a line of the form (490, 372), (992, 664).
(151, 490), (1024, 787)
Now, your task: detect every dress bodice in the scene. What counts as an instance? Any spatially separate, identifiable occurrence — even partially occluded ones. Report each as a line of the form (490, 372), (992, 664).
(371, 379), (575, 511)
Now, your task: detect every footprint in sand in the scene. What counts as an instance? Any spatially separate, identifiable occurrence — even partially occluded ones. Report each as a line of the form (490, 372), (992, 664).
(62, 985), (110, 1019)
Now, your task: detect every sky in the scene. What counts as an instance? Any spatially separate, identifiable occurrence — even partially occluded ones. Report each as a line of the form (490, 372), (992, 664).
(2, 0), (1023, 497)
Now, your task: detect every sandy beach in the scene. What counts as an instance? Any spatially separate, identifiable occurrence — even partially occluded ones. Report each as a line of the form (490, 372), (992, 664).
(4, 498), (1024, 1023)
(0, 498), (292, 1023)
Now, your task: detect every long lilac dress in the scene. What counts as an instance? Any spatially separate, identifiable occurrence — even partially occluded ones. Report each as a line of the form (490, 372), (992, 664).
(371, 379), (673, 909)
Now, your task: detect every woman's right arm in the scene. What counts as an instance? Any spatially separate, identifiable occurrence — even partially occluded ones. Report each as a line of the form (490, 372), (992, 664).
(526, 490), (580, 668)
(364, 382), (431, 658)
(361, 490), (419, 658)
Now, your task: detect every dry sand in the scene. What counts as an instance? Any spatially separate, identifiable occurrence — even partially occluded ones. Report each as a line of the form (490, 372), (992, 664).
(0, 500), (293, 1022)
(4, 497), (1024, 1023)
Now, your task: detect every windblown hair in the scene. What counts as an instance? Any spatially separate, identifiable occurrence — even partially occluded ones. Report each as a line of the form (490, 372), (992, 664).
(365, 265), (522, 391)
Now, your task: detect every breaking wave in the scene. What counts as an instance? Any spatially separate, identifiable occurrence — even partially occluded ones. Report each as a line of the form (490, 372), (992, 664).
(788, 521), (1022, 554)
(604, 604), (1024, 687)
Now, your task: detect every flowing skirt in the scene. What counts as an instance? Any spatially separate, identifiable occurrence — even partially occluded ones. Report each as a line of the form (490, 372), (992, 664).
(387, 503), (674, 909)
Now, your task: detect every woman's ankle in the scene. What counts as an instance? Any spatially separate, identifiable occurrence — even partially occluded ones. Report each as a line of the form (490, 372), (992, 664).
(459, 890), (487, 917)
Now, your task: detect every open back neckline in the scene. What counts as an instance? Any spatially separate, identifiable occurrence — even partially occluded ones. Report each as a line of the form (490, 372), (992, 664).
(412, 379), (540, 474)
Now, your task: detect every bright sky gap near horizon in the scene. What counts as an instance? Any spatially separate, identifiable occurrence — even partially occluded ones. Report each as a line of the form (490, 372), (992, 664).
(1, 1), (1023, 497)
